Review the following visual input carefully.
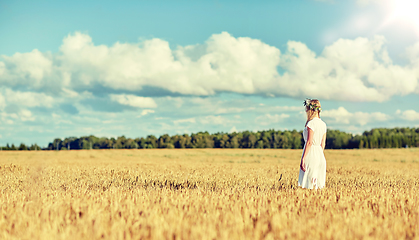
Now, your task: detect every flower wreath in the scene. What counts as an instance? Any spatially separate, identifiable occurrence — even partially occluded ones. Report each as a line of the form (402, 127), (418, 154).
(303, 98), (322, 112)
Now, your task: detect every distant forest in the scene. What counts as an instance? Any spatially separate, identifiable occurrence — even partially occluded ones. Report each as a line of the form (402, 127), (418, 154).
(1, 127), (418, 151)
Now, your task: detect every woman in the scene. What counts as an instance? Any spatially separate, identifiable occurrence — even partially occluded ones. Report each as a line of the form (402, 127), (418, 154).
(298, 99), (327, 189)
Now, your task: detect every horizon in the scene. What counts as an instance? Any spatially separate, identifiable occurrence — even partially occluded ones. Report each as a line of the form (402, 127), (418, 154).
(1, 0), (419, 146)
(2, 125), (418, 149)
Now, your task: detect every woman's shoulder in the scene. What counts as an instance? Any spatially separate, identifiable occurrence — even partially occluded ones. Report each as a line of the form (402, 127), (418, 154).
(317, 117), (326, 123)
(318, 118), (327, 130)
(308, 117), (323, 124)
(307, 118), (326, 129)
(315, 118), (327, 127)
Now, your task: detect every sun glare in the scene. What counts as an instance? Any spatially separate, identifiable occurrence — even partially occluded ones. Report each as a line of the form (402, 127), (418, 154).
(389, 0), (419, 30)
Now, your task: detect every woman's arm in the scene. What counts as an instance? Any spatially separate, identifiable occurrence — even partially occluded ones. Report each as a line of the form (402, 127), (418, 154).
(300, 127), (314, 172)
(321, 132), (327, 150)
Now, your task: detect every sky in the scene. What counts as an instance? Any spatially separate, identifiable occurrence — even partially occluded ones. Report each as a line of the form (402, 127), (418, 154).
(1, 0), (419, 146)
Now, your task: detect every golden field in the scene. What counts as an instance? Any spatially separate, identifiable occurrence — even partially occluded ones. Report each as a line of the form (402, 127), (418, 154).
(0, 148), (418, 240)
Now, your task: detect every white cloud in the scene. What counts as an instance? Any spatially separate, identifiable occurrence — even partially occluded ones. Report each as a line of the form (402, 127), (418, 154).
(255, 113), (290, 126)
(61, 88), (80, 98)
(272, 106), (301, 111)
(5, 119), (13, 124)
(166, 96), (257, 115)
(215, 107), (256, 114)
(199, 115), (239, 125)
(173, 118), (196, 125)
(163, 97), (183, 108)
(0, 112), (13, 124)
(356, 0), (371, 6)
(406, 43), (419, 94)
(0, 93), (5, 110)
(314, 0), (380, 6)
(276, 36), (418, 102)
(1, 109), (36, 122)
(51, 113), (72, 124)
(109, 94), (157, 108)
(229, 126), (238, 133)
(0, 62), (5, 76)
(2, 88), (55, 108)
(19, 109), (35, 122)
(0, 49), (52, 85)
(199, 115), (225, 125)
(216, 105), (301, 115)
(322, 107), (389, 126)
(355, 0), (381, 6)
(139, 109), (155, 116)
(406, 42), (419, 65)
(0, 31), (418, 103)
(396, 109), (419, 121)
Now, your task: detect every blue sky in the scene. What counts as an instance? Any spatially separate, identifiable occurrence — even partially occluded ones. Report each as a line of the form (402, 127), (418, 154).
(1, 0), (419, 146)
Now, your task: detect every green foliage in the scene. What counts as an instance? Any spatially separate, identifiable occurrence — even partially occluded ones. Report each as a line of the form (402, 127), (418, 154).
(1, 127), (418, 151)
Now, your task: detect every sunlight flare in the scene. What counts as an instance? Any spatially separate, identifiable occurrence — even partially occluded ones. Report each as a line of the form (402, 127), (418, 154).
(387, 0), (419, 31)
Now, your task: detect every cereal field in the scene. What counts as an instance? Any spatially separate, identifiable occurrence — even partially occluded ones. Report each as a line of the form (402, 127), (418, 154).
(0, 149), (418, 239)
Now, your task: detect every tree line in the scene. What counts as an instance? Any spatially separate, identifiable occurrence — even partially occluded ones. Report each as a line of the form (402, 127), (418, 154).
(1, 127), (418, 151)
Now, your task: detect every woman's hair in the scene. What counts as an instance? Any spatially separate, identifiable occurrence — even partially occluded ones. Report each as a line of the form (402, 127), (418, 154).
(304, 99), (321, 126)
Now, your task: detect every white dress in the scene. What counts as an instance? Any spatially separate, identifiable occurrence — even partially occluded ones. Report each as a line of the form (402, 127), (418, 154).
(298, 117), (327, 189)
